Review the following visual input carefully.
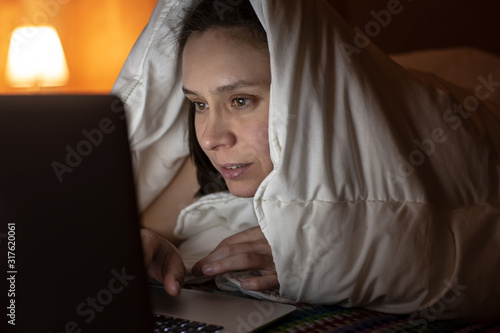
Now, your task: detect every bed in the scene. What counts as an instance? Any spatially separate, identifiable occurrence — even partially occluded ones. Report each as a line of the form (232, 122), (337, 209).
(187, 281), (500, 332)
(184, 1), (500, 332)
(280, 1), (500, 331)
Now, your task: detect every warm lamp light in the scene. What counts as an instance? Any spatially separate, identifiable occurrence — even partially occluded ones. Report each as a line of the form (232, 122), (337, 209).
(5, 26), (69, 88)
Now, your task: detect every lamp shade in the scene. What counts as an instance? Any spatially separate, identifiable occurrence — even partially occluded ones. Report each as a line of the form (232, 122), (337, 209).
(5, 26), (69, 88)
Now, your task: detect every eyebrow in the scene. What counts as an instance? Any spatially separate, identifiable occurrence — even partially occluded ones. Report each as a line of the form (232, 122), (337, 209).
(182, 80), (265, 97)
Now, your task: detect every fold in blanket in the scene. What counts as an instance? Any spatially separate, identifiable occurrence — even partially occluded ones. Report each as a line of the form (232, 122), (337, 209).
(112, 0), (500, 320)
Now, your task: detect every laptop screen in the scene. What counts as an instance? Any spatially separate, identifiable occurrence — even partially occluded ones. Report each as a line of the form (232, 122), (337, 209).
(0, 95), (153, 332)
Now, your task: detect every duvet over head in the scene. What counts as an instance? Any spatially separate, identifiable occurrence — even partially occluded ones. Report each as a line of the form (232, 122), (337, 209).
(112, 0), (500, 320)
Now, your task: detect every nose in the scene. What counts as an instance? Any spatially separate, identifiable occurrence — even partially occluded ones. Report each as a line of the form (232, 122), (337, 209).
(197, 108), (236, 152)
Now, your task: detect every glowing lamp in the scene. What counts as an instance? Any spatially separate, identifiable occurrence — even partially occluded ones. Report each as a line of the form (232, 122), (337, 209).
(6, 26), (69, 88)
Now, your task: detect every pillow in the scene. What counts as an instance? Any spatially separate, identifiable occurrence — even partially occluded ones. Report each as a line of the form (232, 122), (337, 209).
(391, 47), (500, 106)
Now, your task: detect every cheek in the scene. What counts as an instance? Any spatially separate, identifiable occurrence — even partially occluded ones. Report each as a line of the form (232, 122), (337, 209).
(254, 122), (270, 152)
(194, 117), (204, 146)
(251, 121), (272, 170)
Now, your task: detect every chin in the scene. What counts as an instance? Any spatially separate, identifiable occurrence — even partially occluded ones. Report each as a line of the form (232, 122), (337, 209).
(227, 184), (258, 198)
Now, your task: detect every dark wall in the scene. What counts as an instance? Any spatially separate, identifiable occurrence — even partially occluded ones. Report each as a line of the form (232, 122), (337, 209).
(326, 0), (500, 56)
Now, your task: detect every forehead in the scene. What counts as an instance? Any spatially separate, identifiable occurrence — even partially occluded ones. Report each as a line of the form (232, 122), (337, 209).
(184, 27), (267, 54)
(182, 29), (270, 89)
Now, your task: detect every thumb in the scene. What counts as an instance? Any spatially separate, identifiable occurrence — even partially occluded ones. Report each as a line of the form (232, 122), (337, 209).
(162, 249), (186, 296)
(140, 228), (159, 269)
(141, 228), (186, 296)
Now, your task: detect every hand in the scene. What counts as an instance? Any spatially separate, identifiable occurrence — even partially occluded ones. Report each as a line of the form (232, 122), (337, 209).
(141, 228), (186, 296)
(191, 227), (279, 291)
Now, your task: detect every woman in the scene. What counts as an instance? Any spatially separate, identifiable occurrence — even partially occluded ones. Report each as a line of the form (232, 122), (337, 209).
(112, 0), (500, 320)
(140, 0), (278, 296)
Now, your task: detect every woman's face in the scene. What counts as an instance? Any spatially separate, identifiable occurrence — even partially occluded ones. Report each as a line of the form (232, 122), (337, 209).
(182, 29), (273, 198)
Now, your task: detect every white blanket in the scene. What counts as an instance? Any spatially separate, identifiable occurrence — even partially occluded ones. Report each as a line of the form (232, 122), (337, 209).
(112, 0), (500, 320)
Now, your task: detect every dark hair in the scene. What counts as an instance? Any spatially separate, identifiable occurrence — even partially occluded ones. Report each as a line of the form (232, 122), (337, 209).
(178, 0), (268, 197)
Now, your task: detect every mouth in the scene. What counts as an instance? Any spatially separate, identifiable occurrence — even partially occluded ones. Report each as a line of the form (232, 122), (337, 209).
(219, 163), (252, 179)
(223, 164), (250, 170)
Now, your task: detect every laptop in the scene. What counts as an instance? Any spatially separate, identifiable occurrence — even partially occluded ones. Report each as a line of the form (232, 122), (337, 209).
(0, 95), (295, 333)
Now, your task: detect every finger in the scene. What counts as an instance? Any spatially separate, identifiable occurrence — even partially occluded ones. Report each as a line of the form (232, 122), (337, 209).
(212, 227), (264, 249)
(141, 229), (167, 283)
(140, 228), (159, 269)
(162, 251), (186, 296)
(192, 242), (271, 276)
(241, 274), (280, 291)
(141, 229), (186, 296)
(204, 241), (271, 264)
(199, 252), (275, 276)
(193, 227), (269, 275)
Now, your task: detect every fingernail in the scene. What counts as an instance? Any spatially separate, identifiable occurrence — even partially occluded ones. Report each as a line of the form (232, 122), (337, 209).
(203, 265), (213, 274)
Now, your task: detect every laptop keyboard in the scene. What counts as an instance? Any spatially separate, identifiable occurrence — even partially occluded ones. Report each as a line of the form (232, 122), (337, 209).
(153, 314), (224, 332)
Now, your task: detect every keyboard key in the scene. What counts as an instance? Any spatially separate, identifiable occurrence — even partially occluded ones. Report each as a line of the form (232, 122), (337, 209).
(152, 314), (224, 332)
(202, 324), (224, 332)
(183, 321), (207, 329)
(154, 314), (173, 321)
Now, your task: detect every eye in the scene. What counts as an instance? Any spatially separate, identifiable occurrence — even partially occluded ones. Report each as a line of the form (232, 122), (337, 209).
(232, 98), (252, 108)
(193, 102), (207, 112)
